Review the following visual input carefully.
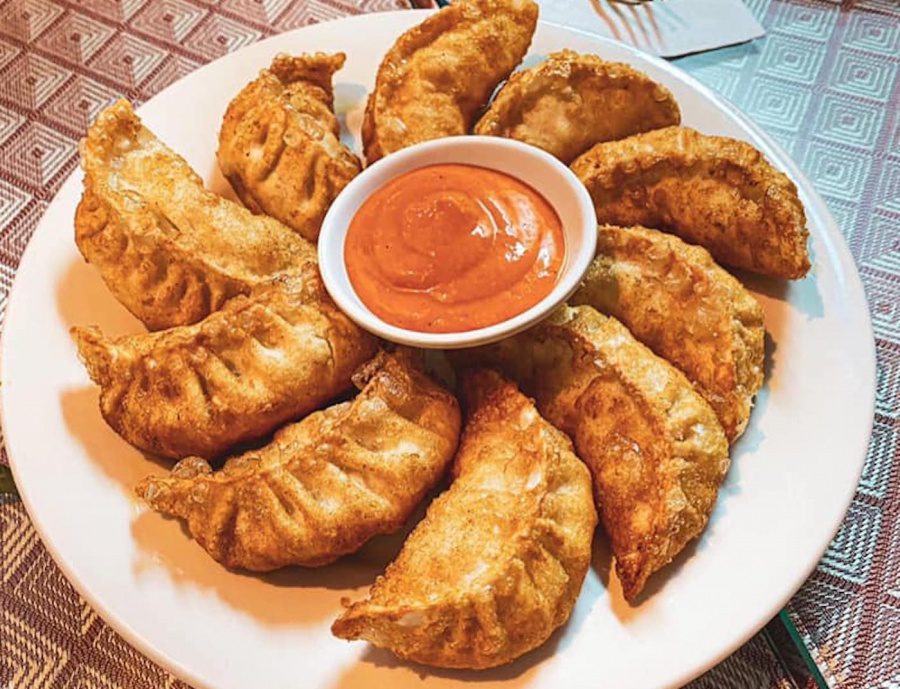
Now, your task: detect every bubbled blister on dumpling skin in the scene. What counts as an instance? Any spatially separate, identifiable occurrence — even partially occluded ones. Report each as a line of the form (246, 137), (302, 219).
(332, 369), (597, 669)
(362, 0), (538, 163)
(457, 306), (730, 602)
(72, 266), (378, 460)
(217, 53), (362, 243)
(135, 351), (460, 570)
(475, 50), (681, 163)
(571, 126), (810, 279)
(75, 100), (316, 331)
(572, 225), (765, 442)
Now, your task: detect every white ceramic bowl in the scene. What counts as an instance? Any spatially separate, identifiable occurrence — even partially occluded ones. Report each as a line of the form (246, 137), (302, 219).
(318, 135), (597, 349)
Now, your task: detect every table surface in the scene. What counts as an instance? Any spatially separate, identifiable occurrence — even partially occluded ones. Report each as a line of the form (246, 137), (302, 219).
(0, 0), (897, 688)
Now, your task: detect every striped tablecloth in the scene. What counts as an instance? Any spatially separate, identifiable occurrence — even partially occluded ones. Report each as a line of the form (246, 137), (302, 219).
(0, 0), (897, 687)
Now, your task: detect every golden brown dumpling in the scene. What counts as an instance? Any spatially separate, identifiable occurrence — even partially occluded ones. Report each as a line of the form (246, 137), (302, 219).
(332, 369), (597, 668)
(72, 268), (378, 460)
(459, 306), (729, 602)
(136, 351), (460, 570)
(217, 53), (361, 243)
(572, 225), (765, 441)
(570, 126), (810, 279)
(76, 99), (315, 331)
(475, 50), (680, 163)
(362, 0), (538, 163)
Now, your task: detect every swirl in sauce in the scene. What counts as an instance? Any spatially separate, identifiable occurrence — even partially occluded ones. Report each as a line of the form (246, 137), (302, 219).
(345, 164), (565, 333)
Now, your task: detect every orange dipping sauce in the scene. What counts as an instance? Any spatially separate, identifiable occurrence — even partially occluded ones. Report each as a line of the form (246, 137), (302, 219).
(345, 164), (565, 333)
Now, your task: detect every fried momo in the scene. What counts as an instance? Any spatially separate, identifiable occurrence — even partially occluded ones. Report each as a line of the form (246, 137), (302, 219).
(572, 225), (764, 441)
(475, 50), (680, 163)
(76, 100), (315, 331)
(332, 370), (596, 668)
(571, 126), (810, 279)
(72, 269), (378, 460)
(136, 351), (460, 570)
(460, 306), (729, 602)
(218, 53), (361, 242)
(362, 0), (538, 163)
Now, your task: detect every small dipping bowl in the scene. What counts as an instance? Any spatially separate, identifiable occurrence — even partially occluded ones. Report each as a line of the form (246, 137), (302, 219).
(318, 136), (597, 349)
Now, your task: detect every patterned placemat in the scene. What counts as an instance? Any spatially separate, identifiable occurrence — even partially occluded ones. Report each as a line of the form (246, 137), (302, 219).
(0, 0), (896, 687)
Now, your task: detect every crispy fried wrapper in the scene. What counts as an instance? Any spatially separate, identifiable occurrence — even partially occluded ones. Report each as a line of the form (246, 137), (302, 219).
(362, 0), (538, 163)
(72, 267), (378, 460)
(571, 126), (810, 279)
(475, 50), (681, 163)
(332, 369), (597, 669)
(218, 53), (361, 242)
(135, 351), (460, 570)
(458, 306), (730, 602)
(572, 225), (765, 441)
(76, 100), (315, 331)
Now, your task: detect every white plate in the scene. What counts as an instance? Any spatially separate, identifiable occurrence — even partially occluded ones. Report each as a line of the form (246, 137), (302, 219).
(1, 11), (875, 689)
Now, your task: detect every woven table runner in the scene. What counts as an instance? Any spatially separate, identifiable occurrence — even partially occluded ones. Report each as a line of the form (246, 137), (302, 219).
(0, 0), (896, 687)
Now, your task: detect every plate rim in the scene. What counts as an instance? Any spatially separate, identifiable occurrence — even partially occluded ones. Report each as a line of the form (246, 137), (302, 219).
(0, 11), (876, 689)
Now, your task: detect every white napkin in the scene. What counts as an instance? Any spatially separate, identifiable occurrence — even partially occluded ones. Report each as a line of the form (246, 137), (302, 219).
(536, 0), (765, 57)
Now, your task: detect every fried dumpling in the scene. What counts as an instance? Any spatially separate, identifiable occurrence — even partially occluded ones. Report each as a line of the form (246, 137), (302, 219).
(459, 306), (729, 602)
(571, 126), (810, 279)
(76, 99), (315, 331)
(475, 50), (680, 163)
(332, 369), (596, 669)
(217, 53), (362, 243)
(72, 268), (378, 460)
(362, 0), (538, 163)
(135, 351), (460, 570)
(571, 225), (764, 441)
